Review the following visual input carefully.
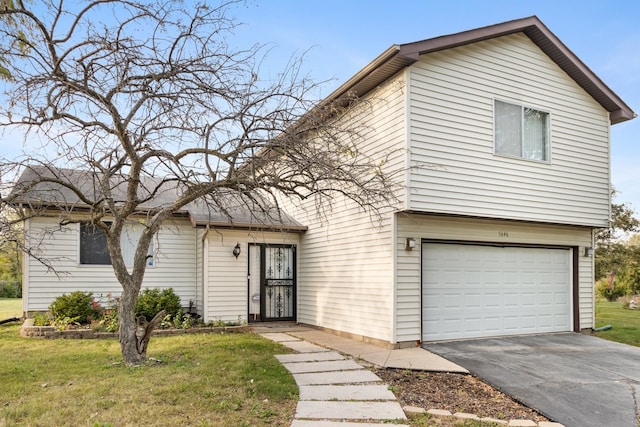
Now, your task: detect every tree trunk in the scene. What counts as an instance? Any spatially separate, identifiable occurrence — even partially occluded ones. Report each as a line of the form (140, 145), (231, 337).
(118, 286), (165, 365)
(119, 287), (145, 365)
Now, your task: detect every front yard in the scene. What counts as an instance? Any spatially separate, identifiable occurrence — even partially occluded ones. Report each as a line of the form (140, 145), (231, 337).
(2, 298), (639, 427)
(0, 298), (22, 319)
(0, 321), (297, 427)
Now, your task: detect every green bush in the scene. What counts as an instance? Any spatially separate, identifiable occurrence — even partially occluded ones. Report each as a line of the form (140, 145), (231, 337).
(135, 288), (181, 321)
(32, 312), (52, 326)
(0, 281), (21, 298)
(595, 276), (630, 302)
(49, 291), (102, 324)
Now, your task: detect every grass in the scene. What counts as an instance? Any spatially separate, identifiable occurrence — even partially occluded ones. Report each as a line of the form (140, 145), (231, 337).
(594, 299), (640, 347)
(0, 298), (22, 319)
(408, 412), (504, 426)
(0, 323), (297, 426)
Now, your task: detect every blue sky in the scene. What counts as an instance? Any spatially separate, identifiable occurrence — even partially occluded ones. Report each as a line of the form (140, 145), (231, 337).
(2, 0), (639, 212)
(228, 0), (640, 212)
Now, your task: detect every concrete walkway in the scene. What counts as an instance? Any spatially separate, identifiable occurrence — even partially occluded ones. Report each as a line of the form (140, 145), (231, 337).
(261, 331), (409, 426)
(257, 324), (466, 426)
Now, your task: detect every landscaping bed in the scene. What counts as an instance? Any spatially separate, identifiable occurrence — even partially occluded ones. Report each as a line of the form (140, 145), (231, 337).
(20, 318), (250, 338)
(375, 368), (548, 424)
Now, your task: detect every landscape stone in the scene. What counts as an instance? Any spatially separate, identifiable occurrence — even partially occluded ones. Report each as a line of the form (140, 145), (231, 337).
(427, 408), (453, 416)
(508, 420), (538, 427)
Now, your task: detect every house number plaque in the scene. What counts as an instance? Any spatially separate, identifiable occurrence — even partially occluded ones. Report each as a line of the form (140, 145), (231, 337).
(498, 231), (509, 237)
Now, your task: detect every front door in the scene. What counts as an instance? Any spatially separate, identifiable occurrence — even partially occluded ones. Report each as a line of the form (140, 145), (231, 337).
(248, 244), (296, 322)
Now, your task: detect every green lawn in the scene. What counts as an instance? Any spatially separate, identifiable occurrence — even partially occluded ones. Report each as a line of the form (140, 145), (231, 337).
(594, 300), (640, 347)
(0, 298), (22, 319)
(0, 324), (297, 426)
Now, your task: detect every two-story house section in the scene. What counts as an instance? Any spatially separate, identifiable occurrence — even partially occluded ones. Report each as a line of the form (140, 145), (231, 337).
(15, 17), (635, 346)
(279, 16), (635, 347)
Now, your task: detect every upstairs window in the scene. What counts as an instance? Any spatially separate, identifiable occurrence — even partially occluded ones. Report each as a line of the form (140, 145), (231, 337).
(494, 100), (549, 161)
(80, 223), (154, 266)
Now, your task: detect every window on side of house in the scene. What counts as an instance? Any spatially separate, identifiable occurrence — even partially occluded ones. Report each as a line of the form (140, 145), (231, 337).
(79, 222), (154, 266)
(494, 100), (549, 161)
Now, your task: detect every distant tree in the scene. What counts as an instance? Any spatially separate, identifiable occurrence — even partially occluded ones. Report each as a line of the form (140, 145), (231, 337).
(595, 190), (640, 294)
(0, 1), (398, 364)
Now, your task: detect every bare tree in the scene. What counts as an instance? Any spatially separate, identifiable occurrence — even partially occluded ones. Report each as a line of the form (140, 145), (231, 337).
(0, 1), (398, 364)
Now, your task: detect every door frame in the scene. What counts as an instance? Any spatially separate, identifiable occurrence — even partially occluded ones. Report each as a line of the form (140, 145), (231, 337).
(247, 243), (297, 322)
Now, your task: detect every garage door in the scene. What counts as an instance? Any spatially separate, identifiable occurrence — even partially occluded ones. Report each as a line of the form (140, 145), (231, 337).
(422, 243), (572, 341)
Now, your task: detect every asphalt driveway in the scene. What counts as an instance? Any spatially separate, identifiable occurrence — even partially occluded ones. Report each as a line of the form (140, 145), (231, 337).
(427, 333), (640, 427)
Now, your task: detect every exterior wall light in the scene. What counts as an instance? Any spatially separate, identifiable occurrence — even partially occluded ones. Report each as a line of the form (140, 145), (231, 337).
(406, 237), (416, 251)
(584, 246), (594, 257)
(233, 242), (241, 259)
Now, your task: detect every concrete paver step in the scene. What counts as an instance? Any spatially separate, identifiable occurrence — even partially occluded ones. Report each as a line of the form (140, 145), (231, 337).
(283, 359), (362, 374)
(291, 421), (410, 427)
(295, 401), (407, 420)
(275, 351), (344, 363)
(293, 369), (382, 386)
(259, 332), (302, 342)
(279, 340), (330, 353)
(299, 384), (396, 401)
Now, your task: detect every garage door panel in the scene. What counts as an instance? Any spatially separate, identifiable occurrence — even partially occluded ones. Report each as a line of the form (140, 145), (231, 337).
(422, 243), (572, 341)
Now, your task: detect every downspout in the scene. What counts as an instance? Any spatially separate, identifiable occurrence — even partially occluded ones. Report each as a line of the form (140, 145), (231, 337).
(199, 224), (210, 318)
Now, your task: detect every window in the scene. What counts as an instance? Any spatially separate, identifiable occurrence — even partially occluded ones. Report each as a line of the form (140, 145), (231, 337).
(80, 224), (111, 265)
(80, 223), (154, 266)
(494, 100), (549, 161)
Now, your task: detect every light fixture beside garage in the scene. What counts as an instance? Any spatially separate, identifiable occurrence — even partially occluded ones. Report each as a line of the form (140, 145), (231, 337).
(584, 246), (594, 257)
(233, 242), (241, 258)
(405, 237), (416, 251)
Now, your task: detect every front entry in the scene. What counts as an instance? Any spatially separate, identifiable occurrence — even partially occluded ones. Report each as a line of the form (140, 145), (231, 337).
(248, 244), (296, 322)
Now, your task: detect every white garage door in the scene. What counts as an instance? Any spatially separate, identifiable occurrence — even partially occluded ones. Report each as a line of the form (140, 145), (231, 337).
(422, 243), (572, 341)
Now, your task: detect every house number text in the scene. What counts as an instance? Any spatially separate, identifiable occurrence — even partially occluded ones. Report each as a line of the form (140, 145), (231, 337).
(498, 231), (509, 237)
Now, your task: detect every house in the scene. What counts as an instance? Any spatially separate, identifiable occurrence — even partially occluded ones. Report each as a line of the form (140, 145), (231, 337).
(14, 16), (635, 347)
(274, 15), (634, 347)
(13, 166), (306, 322)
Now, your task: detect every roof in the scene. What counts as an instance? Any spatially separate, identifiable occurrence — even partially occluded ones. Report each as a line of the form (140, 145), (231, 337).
(10, 165), (307, 232)
(326, 16), (635, 125)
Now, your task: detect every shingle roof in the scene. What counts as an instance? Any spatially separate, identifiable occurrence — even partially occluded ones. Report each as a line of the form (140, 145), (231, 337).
(10, 165), (307, 231)
(326, 16), (635, 125)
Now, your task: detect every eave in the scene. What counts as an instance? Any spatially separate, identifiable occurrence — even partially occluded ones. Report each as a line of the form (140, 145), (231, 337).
(326, 16), (635, 125)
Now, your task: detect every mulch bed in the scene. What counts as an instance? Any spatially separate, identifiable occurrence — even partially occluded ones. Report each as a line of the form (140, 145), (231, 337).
(374, 368), (548, 423)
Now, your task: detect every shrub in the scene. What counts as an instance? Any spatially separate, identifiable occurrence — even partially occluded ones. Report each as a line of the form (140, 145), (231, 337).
(135, 288), (181, 321)
(0, 281), (21, 298)
(595, 276), (630, 302)
(32, 312), (52, 326)
(49, 291), (102, 324)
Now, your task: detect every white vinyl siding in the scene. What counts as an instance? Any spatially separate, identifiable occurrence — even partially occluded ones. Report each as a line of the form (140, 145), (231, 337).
(203, 229), (300, 323)
(395, 214), (593, 343)
(24, 216), (199, 312)
(277, 74), (407, 343)
(407, 33), (610, 226)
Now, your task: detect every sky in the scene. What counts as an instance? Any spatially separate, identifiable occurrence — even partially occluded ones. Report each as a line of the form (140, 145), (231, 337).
(1, 0), (639, 211)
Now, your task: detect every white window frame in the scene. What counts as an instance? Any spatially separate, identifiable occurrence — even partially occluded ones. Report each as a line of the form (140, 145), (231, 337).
(494, 99), (551, 162)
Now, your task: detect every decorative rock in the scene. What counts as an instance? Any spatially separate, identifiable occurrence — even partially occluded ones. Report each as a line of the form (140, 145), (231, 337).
(454, 412), (480, 420)
(427, 408), (452, 416)
(508, 420), (538, 427)
(402, 405), (426, 415)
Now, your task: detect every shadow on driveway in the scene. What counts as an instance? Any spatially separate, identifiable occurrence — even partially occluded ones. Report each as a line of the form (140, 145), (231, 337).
(427, 333), (640, 427)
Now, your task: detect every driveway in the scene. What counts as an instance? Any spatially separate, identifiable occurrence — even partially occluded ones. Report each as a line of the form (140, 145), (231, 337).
(426, 333), (640, 427)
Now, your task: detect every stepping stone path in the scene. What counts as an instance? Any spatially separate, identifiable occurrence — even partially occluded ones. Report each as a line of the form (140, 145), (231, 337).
(260, 332), (409, 427)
